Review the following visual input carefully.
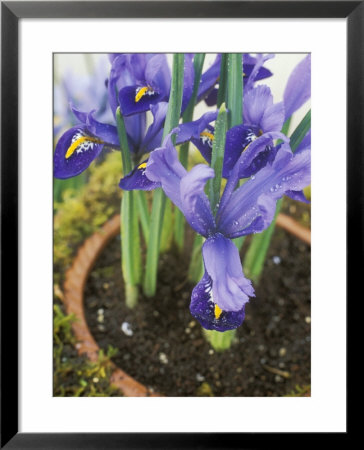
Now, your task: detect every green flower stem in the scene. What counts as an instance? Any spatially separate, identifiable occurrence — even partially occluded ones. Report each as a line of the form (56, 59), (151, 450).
(208, 103), (228, 215)
(175, 53), (206, 251)
(204, 329), (236, 352)
(227, 53), (243, 128)
(143, 187), (166, 297)
(243, 110), (311, 284)
(244, 199), (282, 284)
(136, 190), (150, 245)
(143, 53), (185, 297)
(160, 198), (174, 253)
(217, 54), (228, 108)
(116, 108), (141, 308)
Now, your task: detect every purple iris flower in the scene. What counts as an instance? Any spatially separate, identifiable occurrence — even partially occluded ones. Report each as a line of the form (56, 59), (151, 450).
(106, 53), (192, 158)
(116, 54), (171, 117)
(53, 108), (120, 179)
(193, 54), (311, 181)
(191, 84), (287, 181)
(53, 101), (169, 179)
(109, 53), (195, 117)
(141, 130), (310, 331)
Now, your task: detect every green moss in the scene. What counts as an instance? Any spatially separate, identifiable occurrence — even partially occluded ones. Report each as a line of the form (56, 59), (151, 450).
(54, 151), (122, 283)
(285, 384), (311, 397)
(53, 152), (123, 396)
(53, 304), (122, 397)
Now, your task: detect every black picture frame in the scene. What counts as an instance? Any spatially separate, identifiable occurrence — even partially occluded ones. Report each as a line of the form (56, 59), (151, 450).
(1, 1), (359, 448)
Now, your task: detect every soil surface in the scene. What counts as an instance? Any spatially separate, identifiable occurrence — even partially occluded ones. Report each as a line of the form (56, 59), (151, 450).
(84, 221), (310, 397)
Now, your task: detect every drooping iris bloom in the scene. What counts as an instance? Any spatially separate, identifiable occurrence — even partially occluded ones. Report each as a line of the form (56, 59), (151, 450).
(53, 108), (121, 179)
(138, 130), (310, 331)
(53, 101), (169, 179)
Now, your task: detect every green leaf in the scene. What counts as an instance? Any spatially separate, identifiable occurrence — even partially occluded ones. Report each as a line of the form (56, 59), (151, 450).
(217, 54), (228, 108)
(203, 329), (237, 352)
(290, 109), (311, 152)
(143, 54), (185, 297)
(163, 53), (185, 142)
(227, 53), (243, 128)
(116, 108), (141, 307)
(143, 188), (166, 297)
(160, 198), (174, 253)
(136, 190), (150, 245)
(208, 103), (228, 215)
(243, 199), (282, 283)
(175, 53), (206, 251)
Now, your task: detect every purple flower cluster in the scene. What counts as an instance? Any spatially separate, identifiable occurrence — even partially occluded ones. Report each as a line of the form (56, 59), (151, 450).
(54, 53), (311, 331)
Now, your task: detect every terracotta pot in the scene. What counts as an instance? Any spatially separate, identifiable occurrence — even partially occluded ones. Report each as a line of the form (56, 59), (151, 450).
(63, 214), (159, 397)
(62, 213), (311, 397)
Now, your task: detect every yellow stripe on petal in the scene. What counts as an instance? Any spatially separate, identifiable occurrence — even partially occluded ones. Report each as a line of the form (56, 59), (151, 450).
(65, 136), (103, 159)
(200, 131), (215, 142)
(138, 162), (147, 169)
(135, 86), (149, 103)
(214, 304), (223, 320)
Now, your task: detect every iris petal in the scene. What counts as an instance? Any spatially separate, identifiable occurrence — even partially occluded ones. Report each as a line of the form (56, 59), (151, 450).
(140, 102), (168, 153)
(202, 233), (255, 311)
(190, 233), (254, 331)
(54, 125), (105, 179)
(144, 54), (171, 97)
(190, 271), (246, 332)
(197, 54), (221, 102)
(244, 85), (284, 133)
(70, 106), (120, 147)
(145, 131), (187, 210)
(179, 165), (215, 236)
(217, 144), (311, 238)
(284, 54), (311, 120)
(119, 85), (166, 116)
(222, 124), (257, 178)
(176, 111), (218, 145)
(119, 160), (161, 191)
(145, 131), (215, 236)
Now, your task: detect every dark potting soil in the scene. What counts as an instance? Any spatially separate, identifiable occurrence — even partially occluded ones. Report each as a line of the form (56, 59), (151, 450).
(84, 227), (310, 397)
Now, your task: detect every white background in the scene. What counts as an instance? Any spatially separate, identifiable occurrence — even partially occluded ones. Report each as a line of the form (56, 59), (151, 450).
(20, 18), (346, 432)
